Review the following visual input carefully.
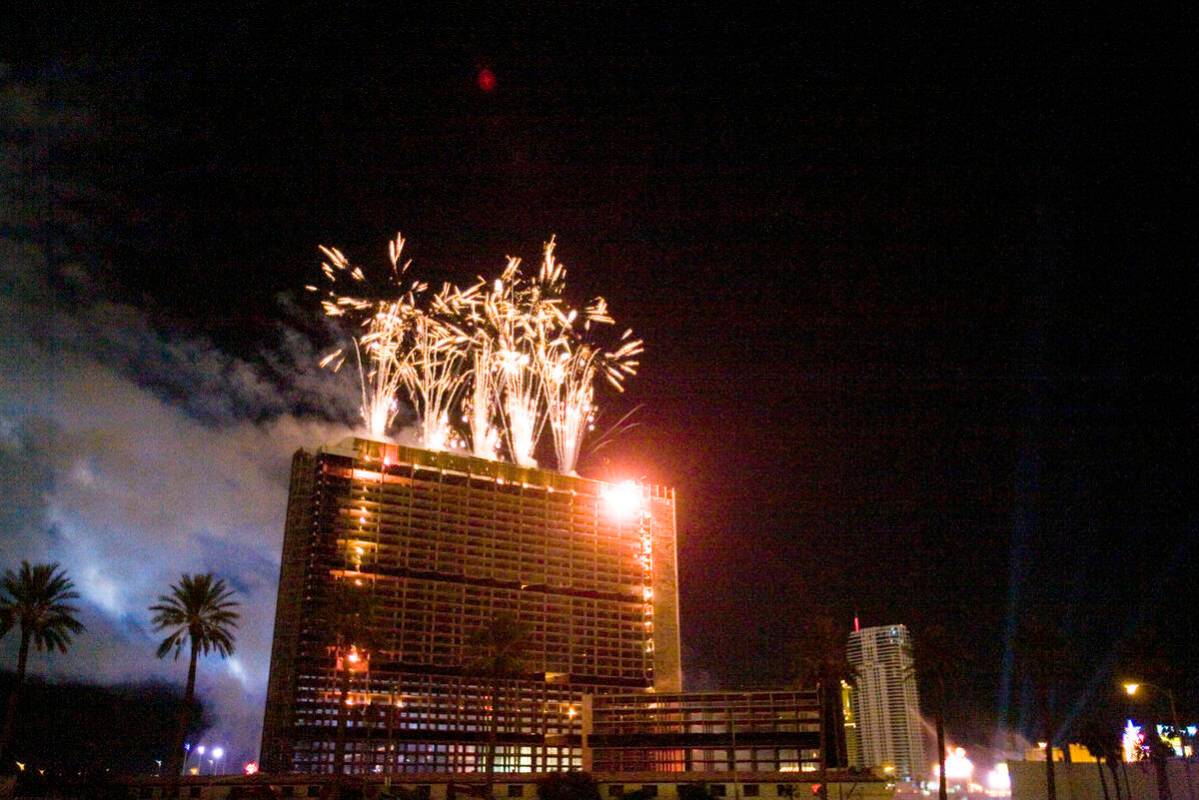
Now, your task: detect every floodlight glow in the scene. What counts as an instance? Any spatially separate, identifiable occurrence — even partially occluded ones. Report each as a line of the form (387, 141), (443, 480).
(602, 479), (642, 520)
(1123, 720), (1143, 762)
(213, 747), (224, 759)
(196, 745), (206, 756)
(986, 763), (1010, 793)
(944, 747), (974, 782)
(1124, 682), (1140, 696)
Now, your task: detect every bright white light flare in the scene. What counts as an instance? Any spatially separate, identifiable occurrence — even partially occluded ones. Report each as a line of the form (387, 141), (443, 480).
(986, 763), (1011, 794)
(944, 747), (974, 781)
(602, 479), (643, 521)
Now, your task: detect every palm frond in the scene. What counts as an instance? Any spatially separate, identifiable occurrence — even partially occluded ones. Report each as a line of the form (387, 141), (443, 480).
(0, 561), (87, 655)
(149, 573), (241, 662)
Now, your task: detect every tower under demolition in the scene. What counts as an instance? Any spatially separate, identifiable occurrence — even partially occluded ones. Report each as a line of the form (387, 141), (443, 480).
(261, 437), (681, 774)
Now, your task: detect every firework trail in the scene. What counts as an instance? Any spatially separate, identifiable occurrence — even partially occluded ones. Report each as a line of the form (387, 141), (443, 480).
(486, 256), (547, 467)
(313, 235), (411, 439)
(438, 279), (501, 460)
(399, 287), (472, 451)
(532, 241), (644, 473)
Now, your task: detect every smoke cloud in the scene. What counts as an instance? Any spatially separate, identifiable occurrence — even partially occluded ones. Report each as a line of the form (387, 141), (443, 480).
(0, 236), (358, 767)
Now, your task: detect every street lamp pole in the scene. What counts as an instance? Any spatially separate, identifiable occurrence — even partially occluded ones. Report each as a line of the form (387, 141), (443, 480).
(1125, 682), (1194, 800)
(1125, 684), (1184, 753)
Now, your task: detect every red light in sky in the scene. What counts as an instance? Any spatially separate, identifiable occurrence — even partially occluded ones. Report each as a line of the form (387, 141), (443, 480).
(477, 68), (497, 92)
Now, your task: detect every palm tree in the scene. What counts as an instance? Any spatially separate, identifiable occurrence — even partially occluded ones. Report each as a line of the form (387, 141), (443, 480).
(465, 613), (531, 798)
(150, 573), (239, 777)
(0, 561), (86, 762)
(322, 584), (378, 779)
(904, 625), (954, 800)
(794, 616), (856, 800)
(1078, 717), (1120, 800)
(1015, 618), (1074, 800)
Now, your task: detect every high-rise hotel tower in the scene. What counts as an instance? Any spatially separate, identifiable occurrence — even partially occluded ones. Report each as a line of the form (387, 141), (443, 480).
(260, 437), (681, 774)
(845, 624), (926, 781)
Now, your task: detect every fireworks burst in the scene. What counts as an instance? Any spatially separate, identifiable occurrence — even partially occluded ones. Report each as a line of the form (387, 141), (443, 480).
(398, 287), (471, 452)
(313, 235), (411, 439)
(312, 233), (642, 472)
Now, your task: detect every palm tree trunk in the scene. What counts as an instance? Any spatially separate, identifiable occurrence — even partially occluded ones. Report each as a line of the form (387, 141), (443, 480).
(817, 683), (829, 800)
(334, 658), (350, 777)
(935, 709), (948, 800)
(1046, 736), (1058, 800)
(168, 639), (200, 777)
(1107, 756), (1124, 800)
(1096, 758), (1112, 800)
(0, 630), (31, 760)
(486, 673), (499, 799)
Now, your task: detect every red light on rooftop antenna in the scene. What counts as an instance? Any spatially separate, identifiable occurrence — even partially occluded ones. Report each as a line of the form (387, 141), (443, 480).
(477, 68), (497, 92)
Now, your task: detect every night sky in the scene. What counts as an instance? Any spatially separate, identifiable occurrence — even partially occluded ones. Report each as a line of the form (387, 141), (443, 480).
(4, 4), (1198, 761)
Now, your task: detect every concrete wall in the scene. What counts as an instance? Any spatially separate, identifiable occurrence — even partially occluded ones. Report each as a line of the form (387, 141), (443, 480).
(1009, 759), (1199, 800)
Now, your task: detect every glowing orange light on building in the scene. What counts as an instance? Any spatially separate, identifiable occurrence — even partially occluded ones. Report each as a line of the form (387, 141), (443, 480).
(602, 480), (642, 520)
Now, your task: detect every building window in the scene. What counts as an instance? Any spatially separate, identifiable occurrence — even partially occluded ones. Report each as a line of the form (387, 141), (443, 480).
(281, 788), (294, 798)
(744, 787), (760, 797)
(308, 787), (321, 797)
(777, 786), (796, 797)
(711, 787), (727, 797)
(608, 786), (625, 797)
(642, 788), (658, 798)
(509, 786), (525, 798)
(416, 785), (432, 799)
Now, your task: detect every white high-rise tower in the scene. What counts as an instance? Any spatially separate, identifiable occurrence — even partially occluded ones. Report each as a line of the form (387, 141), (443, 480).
(846, 624), (927, 780)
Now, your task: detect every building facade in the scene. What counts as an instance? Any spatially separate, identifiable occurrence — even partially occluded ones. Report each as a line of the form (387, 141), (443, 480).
(845, 625), (926, 780)
(585, 690), (823, 774)
(260, 437), (682, 774)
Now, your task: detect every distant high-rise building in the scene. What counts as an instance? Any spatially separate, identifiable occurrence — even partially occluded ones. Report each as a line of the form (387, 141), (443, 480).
(846, 624), (926, 780)
(260, 437), (681, 774)
(841, 679), (862, 769)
